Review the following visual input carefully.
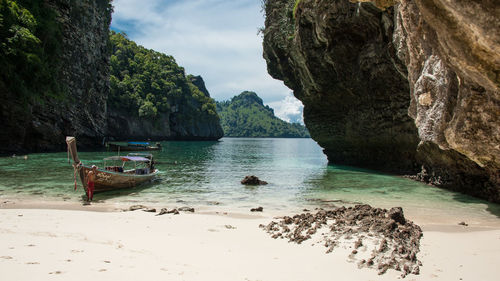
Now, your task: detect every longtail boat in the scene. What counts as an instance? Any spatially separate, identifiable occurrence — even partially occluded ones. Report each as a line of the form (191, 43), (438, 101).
(107, 141), (162, 152)
(66, 137), (159, 198)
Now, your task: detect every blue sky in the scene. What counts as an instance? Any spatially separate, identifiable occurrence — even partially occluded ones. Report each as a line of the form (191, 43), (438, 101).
(110, 0), (304, 123)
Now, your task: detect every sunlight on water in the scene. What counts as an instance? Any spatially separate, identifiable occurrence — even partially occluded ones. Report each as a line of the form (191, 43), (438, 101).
(0, 138), (498, 224)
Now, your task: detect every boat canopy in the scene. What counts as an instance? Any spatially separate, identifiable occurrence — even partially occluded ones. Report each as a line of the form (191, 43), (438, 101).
(128, 141), (150, 146)
(103, 156), (151, 162)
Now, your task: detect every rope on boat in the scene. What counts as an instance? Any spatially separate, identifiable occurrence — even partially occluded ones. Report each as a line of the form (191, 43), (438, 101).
(67, 139), (81, 191)
(73, 164), (78, 190)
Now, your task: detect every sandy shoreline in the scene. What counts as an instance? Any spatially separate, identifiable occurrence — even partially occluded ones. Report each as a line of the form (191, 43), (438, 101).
(1, 200), (499, 281)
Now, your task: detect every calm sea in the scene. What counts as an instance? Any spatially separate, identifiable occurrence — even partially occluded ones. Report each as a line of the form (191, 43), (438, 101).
(0, 138), (498, 224)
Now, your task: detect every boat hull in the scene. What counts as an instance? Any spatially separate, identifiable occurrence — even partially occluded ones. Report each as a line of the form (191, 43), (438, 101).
(79, 165), (158, 194)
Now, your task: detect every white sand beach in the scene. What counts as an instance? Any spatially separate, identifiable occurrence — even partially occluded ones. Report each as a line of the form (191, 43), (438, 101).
(1, 202), (499, 281)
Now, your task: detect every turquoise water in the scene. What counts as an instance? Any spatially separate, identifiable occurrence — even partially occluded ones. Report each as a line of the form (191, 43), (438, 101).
(0, 138), (499, 224)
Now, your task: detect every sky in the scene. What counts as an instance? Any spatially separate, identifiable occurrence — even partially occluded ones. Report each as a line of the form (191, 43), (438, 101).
(110, 0), (304, 124)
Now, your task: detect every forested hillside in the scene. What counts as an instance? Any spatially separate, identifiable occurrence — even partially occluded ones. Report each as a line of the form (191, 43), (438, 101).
(216, 91), (309, 138)
(107, 31), (223, 140)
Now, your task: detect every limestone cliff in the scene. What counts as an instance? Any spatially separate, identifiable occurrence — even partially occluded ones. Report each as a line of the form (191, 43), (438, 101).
(107, 75), (223, 141)
(0, 0), (112, 151)
(263, 0), (499, 201)
(263, 0), (419, 173)
(393, 0), (499, 201)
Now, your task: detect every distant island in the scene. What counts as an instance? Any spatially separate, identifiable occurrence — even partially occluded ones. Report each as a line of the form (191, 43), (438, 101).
(216, 91), (309, 138)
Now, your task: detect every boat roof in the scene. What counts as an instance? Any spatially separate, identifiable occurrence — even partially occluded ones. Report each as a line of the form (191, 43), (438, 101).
(104, 156), (151, 162)
(128, 141), (150, 146)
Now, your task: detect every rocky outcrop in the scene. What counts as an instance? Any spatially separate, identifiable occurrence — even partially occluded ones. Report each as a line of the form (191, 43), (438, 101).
(263, 0), (419, 173)
(241, 175), (268, 185)
(263, 0), (499, 201)
(393, 0), (499, 200)
(49, 0), (112, 148)
(260, 205), (423, 277)
(189, 75), (211, 97)
(107, 110), (223, 141)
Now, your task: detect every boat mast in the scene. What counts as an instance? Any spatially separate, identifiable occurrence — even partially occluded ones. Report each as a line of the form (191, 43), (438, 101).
(66, 136), (80, 164)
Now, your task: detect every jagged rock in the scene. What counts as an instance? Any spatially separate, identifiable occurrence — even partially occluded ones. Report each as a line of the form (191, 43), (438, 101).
(388, 207), (406, 225)
(241, 176), (268, 185)
(393, 0), (500, 201)
(260, 204), (422, 277)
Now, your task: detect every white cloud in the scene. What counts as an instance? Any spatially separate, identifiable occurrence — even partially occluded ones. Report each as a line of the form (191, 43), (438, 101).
(111, 0), (291, 102)
(267, 93), (305, 124)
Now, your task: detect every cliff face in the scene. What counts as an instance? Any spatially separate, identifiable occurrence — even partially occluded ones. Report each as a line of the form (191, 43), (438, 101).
(263, 0), (499, 201)
(107, 75), (223, 141)
(0, 0), (112, 151)
(107, 111), (224, 141)
(263, 0), (419, 173)
(48, 0), (111, 148)
(393, 0), (499, 200)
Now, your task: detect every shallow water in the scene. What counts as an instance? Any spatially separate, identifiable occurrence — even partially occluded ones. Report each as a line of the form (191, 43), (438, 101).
(0, 138), (499, 225)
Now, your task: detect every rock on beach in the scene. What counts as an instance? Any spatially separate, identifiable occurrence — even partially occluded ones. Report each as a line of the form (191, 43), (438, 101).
(241, 175), (268, 185)
(260, 204), (423, 277)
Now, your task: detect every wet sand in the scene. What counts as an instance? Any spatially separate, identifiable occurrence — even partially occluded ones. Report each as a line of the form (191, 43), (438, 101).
(0, 200), (499, 281)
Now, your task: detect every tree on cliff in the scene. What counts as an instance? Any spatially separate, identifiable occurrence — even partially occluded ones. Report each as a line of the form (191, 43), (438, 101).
(0, 0), (63, 102)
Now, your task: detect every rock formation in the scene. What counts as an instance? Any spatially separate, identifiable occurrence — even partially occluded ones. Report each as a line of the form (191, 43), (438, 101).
(190, 75), (211, 97)
(260, 205), (423, 277)
(241, 175), (268, 185)
(1, 0), (112, 151)
(262, 0), (499, 201)
(107, 75), (223, 141)
(263, 0), (419, 173)
(394, 0), (499, 200)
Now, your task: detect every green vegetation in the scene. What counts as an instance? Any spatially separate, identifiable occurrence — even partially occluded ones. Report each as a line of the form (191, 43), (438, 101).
(261, 0), (296, 45)
(217, 91), (309, 138)
(293, 0), (302, 18)
(0, 0), (63, 103)
(109, 31), (218, 121)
